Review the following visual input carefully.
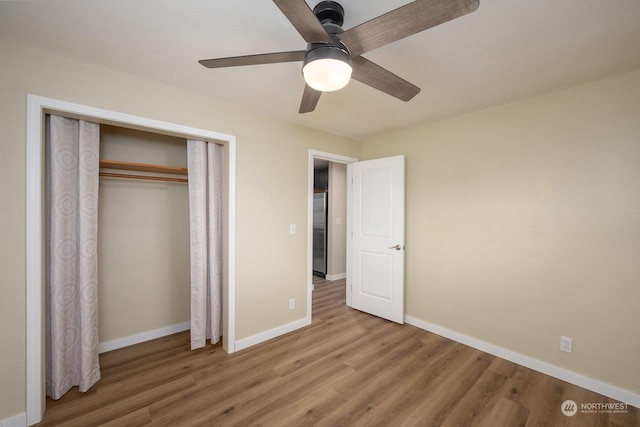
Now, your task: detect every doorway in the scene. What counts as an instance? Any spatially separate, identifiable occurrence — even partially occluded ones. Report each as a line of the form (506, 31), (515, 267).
(307, 150), (358, 322)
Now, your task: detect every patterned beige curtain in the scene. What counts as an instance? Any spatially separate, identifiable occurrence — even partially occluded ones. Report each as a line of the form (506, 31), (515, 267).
(187, 140), (223, 349)
(45, 115), (101, 399)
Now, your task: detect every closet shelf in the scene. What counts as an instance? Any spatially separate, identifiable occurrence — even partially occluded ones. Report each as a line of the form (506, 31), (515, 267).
(99, 160), (188, 175)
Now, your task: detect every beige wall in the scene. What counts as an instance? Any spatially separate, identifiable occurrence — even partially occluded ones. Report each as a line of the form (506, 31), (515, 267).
(362, 70), (640, 394)
(0, 36), (361, 420)
(327, 162), (347, 277)
(99, 126), (190, 343)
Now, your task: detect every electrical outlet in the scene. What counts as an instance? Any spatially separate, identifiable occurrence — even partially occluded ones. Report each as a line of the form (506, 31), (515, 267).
(289, 298), (295, 310)
(560, 336), (572, 353)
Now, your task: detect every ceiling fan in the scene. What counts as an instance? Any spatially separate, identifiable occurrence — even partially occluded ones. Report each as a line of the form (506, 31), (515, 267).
(199, 0), (480, 113)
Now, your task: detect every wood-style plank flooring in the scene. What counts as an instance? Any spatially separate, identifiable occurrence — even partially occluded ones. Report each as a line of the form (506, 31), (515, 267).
(37, 277), (639, 426)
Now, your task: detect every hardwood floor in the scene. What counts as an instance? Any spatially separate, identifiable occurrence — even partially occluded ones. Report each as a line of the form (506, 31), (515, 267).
(37, 278), (639, 426)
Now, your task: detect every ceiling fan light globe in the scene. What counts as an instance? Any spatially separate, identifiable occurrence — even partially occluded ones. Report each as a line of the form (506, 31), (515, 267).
(303, 58), (352, 91)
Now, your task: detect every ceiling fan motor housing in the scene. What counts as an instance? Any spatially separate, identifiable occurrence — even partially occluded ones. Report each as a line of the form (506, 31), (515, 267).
(304, 1), (351, 70)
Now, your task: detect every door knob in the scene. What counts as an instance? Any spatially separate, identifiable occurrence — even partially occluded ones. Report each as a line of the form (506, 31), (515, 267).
(389, 244), (403, 251)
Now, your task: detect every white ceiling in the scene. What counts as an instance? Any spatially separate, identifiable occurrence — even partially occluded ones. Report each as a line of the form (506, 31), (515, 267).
(2, 0), (640, 140)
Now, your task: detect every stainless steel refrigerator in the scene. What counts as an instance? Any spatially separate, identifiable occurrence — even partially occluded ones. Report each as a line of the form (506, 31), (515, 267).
(313, 192), (327, 277)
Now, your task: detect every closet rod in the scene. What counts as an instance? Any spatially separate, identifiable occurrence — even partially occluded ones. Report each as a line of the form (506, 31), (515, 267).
(99, 160), (188, 175)
(99, 172), (188, 183)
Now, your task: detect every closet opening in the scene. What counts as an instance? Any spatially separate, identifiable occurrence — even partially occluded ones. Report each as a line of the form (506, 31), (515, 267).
(97, 125), (191, 353)
(26, 95), (236, 425)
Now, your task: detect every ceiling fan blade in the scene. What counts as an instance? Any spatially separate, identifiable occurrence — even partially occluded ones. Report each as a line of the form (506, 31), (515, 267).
(339, 0), (479, 57)
(299, 84), (322, 114)
(273, 0), (331, 43)
(199, 51), (305, 68)
(350, 56), (420, 102)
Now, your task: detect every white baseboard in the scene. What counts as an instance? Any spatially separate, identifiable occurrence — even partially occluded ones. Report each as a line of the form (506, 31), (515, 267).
(405, 315), (640, 409)
(98, 321), (191, 354)
(1, 412), (26, 427)
(325, 273), (346, 281)
(235, 317), (310, 352)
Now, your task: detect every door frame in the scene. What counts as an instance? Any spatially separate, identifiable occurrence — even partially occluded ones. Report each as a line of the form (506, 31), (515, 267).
(26, 95), (237, 425)
(307, 150), (358, 320)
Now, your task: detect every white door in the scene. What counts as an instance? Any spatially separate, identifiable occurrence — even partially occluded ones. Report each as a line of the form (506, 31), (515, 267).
(348, 155), (405, 323)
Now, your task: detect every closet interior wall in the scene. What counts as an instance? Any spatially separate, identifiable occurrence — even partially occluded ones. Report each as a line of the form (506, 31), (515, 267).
(98, 125), (190, 347)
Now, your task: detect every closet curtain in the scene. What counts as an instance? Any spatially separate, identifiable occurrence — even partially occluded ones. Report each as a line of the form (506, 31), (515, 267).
(45, 115), (101, 399)
(187, 140), (223, 349)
